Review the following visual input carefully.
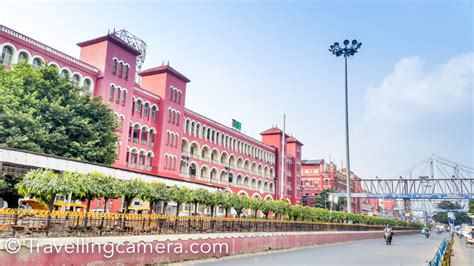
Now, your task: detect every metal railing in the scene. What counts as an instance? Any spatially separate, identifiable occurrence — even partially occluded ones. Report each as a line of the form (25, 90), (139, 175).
(0, 209), (417, 238)
(426, 233), (453, 266)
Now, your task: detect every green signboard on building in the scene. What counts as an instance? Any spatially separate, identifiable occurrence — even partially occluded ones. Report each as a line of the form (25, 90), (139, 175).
(232, 119), (242, 131)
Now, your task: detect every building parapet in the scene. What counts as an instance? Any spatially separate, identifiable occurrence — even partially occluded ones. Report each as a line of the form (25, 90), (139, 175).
(0, 25), (99, 73)
(184, 108), (276, 152)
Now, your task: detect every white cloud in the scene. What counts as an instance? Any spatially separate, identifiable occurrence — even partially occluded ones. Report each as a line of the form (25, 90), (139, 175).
(352, 53), (473, 179)
(365, 53), (473, 123)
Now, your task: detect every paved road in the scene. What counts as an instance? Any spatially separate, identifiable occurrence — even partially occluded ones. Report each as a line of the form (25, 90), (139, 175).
(452, 236), (474, 266)
(192, 233), (448, 266)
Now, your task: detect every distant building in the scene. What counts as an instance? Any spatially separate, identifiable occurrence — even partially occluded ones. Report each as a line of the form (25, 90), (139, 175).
(301, 159), (371, 213)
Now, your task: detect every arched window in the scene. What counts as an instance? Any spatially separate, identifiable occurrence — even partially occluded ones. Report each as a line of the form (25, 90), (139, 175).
(129, 150), (138, 167)
(72, 74), (81, 87)
(132, 124), (140, 143)
(112, 59), (118, 75)
(109, 85), (115, 102)
(149, 130), (156, 147)
(136, 100), (142, 114)
(166, 131), (170, 145)
(151, 106), (157, 119)
(177, 91), (182, 104)
(124, 65), (129, 80)
(17, 51), (29, 62)
(141, 128), (148, 145)
(82, 79), (92, 94)
(115, 88), (121, 103)
(146, 152), (153, 170)
(32, 58), (43, 68)
(169, 87), (174, 101)
(168, 109), (172, 123)
(0, 46), (14, 66)
(118, 62), (123, 77)
(176, 112), (180, 126)
(144, 103), (150, 118)
(121, 90), (127, 104)
(60, 69), (70, 80)
(118, 116), (124, 131)
(138, 151), (146, 169)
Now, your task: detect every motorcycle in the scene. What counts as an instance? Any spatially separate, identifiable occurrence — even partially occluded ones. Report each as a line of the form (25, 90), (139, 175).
(424, 231), (430, 238)
(384, 231), (393, 245)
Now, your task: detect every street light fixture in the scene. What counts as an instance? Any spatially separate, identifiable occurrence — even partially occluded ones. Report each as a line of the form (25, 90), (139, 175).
(329, 39), (362, 213)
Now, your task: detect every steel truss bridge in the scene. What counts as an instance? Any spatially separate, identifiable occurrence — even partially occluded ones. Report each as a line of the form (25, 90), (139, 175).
(331, 154), (474, 217)
(333, 178), (474, 200)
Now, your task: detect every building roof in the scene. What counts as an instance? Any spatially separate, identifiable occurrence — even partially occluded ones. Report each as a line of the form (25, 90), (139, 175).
(77, 33), (141, 56)
(140, 65), (191, 83)
(260, 127), (282, 135)
(302, 159), (324, 165)
(260, 127), (290, 138)
(286, 136), (303, 145)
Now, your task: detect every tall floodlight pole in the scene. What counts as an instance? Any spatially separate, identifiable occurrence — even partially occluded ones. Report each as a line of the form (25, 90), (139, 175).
(329, 39), (362, 213)
(280, 114), (286, 200)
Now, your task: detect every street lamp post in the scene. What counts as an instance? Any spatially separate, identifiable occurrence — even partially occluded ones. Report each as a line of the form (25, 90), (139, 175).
(329, 39), (362, 213)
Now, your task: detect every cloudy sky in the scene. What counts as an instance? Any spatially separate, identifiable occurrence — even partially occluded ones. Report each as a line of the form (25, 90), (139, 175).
(2, 0), (473, 179)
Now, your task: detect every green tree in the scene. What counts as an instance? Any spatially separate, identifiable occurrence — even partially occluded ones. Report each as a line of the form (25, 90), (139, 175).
(433, 211), (472, 225)
(205, 191), (222, 217)
(189, 189), (210, 215)
(260, 200), (276, 219)
(15, 169), (78, 234)
(0, 62), (118, 164)
(118, 178), (148, 213)
(468, 200), (474, 214)
(72, 172), (108, 213)
(168, 185), (192, 216)
(247, 198), (262, 218)
(229, 194), (247, 218)
(144, 182), (169, 214)
(313, 189), (333, 209)
(273, 200), (291, 220)
(437, 201), (462, 210)
(98, 175), (122, 213)
(289, 205), (304, 221)
(16, 169), (77, 211)
(219, 192), (234, 217)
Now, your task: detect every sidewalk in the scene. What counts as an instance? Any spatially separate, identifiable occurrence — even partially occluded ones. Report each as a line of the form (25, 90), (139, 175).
(452, 236), (473, 266)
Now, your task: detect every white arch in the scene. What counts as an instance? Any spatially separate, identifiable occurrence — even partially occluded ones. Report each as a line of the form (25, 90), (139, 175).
(0, 43), (18, 65)
(71, 71), (83, 84)
(264, 195), (274, 201)
(15, 49), (32, 64)
(59, 67), (72, 76)
(82, 77), (94, 92)
(31, 55), (45, 66)
(48, 62), (60, 70)
(237, 190), (249, 198)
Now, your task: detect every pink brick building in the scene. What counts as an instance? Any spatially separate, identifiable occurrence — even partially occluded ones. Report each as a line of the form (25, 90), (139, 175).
(0, 25), (303, 208)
